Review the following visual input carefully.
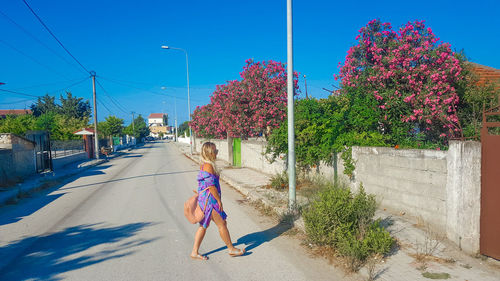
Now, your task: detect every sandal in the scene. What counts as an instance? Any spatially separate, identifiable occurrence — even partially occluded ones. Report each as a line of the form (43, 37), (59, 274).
(228, 248), (245, 257)
(190, 254), (208, 260)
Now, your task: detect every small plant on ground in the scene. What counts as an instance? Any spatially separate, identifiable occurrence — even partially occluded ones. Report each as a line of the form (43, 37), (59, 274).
(421, 272), (451, 279)
(269, 171), (288, 190)
(415, 225), (443, 262)
(303, 183), (394, 272)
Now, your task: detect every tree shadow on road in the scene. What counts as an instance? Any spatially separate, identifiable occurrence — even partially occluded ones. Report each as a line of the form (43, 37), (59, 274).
(0, 222), (158, 281)
(202, 220), (293, 257)
(59, 170), (198, 191)
(0, 164), (112, 227)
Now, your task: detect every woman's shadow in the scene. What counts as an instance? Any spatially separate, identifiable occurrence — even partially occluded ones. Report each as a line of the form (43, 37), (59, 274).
(203, 218), (293, 257)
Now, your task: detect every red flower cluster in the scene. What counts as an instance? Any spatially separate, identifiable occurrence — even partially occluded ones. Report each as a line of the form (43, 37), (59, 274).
(191, 59), (298, 139)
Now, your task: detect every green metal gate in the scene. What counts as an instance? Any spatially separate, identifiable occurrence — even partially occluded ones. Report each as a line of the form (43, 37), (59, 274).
(232, 138), (241, 167)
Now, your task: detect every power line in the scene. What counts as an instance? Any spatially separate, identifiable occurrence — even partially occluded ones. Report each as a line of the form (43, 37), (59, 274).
(0, 9), (85, 75)
(96, 97), (114, 116)
(0, 88), (42, 98)
(95, 80), (130, 114)
(22, 0), (90, 74)
(11, 77), (89, 91)
(98, 76), (205, 102)
(98, 76), (184, 99)
(0, 38), (72, 80)
(0, 76), (88, 98)
(0, 98), (35, 105)
(46, 76), (90, 95)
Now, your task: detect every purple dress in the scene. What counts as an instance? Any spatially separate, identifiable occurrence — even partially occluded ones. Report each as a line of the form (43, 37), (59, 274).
(197, 169), (227, 228)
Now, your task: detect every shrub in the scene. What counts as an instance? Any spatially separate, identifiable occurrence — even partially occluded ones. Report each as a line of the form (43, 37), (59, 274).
(303, 183), (393, 271)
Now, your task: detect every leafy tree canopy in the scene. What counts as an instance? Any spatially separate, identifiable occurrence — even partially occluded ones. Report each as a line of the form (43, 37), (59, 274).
(30, 92), (91, 120)
(98, 116), (124, 137)
(60, 92), (91, 119)
(123, 114), (149, 140)
(178, 121), (190, 137)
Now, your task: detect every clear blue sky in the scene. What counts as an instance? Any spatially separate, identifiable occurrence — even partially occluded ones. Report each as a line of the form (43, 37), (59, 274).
(1, 0), (499, 125)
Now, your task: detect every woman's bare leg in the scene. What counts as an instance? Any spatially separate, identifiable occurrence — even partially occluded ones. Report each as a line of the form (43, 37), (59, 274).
(191, 226), (207, 257)
(211, 210), (240, 252)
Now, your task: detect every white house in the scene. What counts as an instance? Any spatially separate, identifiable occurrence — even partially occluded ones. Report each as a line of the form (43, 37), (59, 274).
(148, 113), (167, 126)
(148, 113), (168, 138)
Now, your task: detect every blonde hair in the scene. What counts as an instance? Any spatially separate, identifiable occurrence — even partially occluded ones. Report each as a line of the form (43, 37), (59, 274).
(200, 142), (219, 175)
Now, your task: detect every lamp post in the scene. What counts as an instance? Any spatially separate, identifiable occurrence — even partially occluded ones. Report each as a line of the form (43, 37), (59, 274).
(287, 0), (296, 211)
(161, 45), (193, 154)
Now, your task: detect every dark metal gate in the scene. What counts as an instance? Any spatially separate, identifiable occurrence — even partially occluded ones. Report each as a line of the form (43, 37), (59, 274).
(25, 131), (53, 173)
(480, 105), (500, 260)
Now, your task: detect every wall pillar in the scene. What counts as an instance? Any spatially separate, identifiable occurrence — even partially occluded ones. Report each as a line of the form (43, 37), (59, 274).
(227, 136), (233, 165)
(446, 141), (481, 254)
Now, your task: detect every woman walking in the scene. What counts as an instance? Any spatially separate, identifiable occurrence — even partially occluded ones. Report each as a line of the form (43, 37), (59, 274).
(191, 142), (245, 260)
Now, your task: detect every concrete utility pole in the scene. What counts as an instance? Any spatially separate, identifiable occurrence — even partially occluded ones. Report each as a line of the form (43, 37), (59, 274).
(304, 74), (309, 99)
(287, 0), (296, 210)
(174, 97), (178, 142)
(91, 71), (99, 159)
(131, 111), (135, 134)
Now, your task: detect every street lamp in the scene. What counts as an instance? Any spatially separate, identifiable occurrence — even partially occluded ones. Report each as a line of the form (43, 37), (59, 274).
(161, 45), (193, 154)
(161, 86), (178, 142)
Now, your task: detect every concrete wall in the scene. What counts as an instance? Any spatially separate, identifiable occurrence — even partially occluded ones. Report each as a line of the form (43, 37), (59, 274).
(241, 139), (285, 175)
(348, 147), (448, 234)
(312, 142), (481, 254)
(0, 134), (36, 185)
(195, 138), (285, 174)
(0, 149), (15, 186)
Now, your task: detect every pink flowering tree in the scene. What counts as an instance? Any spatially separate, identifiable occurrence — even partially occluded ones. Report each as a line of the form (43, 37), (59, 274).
(191, 103), (225, 139)
(191, 59), (298, 139)
(336, 19), (464, 143)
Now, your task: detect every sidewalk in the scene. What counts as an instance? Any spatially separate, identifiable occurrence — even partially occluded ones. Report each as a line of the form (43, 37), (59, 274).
(0, 150), (126, 207)
(175, 142), (500, 281)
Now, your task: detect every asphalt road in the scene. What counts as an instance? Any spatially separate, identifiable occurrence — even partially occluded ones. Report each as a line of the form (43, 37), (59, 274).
(0, 141), (344, 281)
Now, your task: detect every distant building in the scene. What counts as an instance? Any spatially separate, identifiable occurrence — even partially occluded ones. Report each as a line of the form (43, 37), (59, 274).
(0, 109), (32, 119)
(148, 113), (168, 138)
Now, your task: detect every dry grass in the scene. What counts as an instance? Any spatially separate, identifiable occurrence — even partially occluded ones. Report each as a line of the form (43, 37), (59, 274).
(365, 254), (384, 281)
(250, 199), (277, 218)
(414, 225), (443, 263)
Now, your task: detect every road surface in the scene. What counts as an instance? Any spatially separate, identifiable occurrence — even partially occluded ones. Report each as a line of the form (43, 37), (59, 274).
(0, 141), (344, 280)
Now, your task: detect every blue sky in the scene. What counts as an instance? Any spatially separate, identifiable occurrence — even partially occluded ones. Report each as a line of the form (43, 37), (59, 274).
(1, 0), (499, 125)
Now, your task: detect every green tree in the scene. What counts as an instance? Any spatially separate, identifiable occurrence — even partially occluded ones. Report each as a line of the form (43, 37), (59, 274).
(52, 115), (90, 140)
(30, 94), (59, 117)
(60, 92), (91, 119)
(0, 114), (36, 135)
(123, 114), (149, 140)
(98, 116), (124, 137)
(178, 121), (190, 137)
(455, 60), (500, 138)
(35, 112), (58, 134)
(267, 95), (387, 172)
